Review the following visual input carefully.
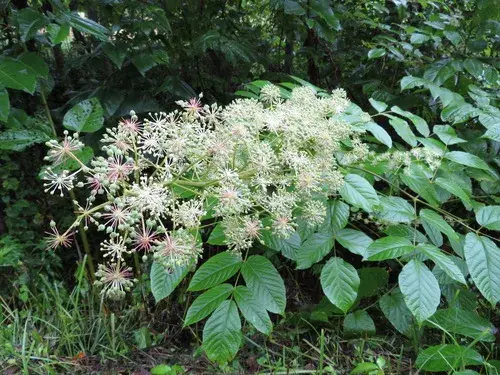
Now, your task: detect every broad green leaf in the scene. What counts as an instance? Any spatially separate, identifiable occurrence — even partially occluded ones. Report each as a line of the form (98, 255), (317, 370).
(400, 75), (426, 91)
(400, 169), (440, 206)
(47, 23), (70, 44)
(426, 309), (495, 342)
(453, 371), (480, 375)
(417, 244), (466, 284)
(202, 300), (241, 365)
(476, 206), (500, 230)
(233, 286), (272, 335)
(0, 89), (9, 122)
(284, 0), (306, 15)
(422, 220), (443, 247)
(391, 106), (429, 137)
(375, 196), (416, 223)
(420, 209), (459, 242)
(0, 58), (37, 94)
(384, 224), (428, 243)
(365, 122), (392, 148)
(350, 362), (380, 374)
(343, 310), (375, 337)
(206, 223), (226, 245)
(320, 200), (350, 235)
(435, 178), (471, 205)
(188, 252), (241, 292)
(358, 267), (388, 298)
(415, 344), (483, 372)
(296, 231), (334, 269)
(320, 257), (359, 313)
(379, 288), (413, 334)
(340, 174), (379, 212)
(132, 54), (158, 76)
(464, 58), (485, 80)
(18, 52), (49, 79)
(369, 98), (387, 112)
(63, 98), (104, 133)
(262, 230), (300, 260)
(388, 117), (417, 146)
(445, 151), (490, 170)
(184, 284), (233, 326)
(483, 125), (500, 142)
(241, 255), (286, 314)
(441, 103), (479, 124)
(410, 33), (430, 44)
(0, 129), (50, 151)
(17, 8), (47, 42)
(424, 60), (462, 86)
(464, 233), (500, 305)
(335, 228), (373, 257)
(368, 48), (386, 59)
(66, 12), (109, 41)
(433, 125), (466, 145)
(103, 42), (127, 69)
(399, 260), (440, 323)
(364, 236), (415, 261)
(150, 262), (190, 303)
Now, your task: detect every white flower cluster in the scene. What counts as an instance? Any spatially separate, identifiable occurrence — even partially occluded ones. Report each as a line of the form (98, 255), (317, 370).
(43, 85), (357, 299)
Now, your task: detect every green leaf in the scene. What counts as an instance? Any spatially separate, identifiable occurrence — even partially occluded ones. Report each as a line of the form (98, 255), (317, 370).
(415, 345), (483, 372)
(335, 228), (373, 257)
(400, 168), (440, 206)
(188, 252), (241, 292)
(0, 129), (50, 151)
(464, 233), (500, 305)
(47, 23), (70, 44)
(184, 284), (233, 326)
(426, 309), (495, 342)
(420, 209), (459, 242)
(375, 196), (416, 223)
(233, 286), (272, 335)
(202, 300), (241, 365)
(63, 98), (104, 133)
(18, 52), (49, 79)
(364, 236), (415, 261)
(388, 117), (417, 147)
(433, 125), (467, 145)
(17, 8), (47, 42)
(441, 103), (479, 124)
(365, 122), (392, 148)
(400, 76), (426, 91)
(66, 12), (109, 41)
(390, 106), (430, 137)
(320, 200), (350, 235)
(103, 42), (127, 69)
(445, 151), (490, 170)
(0, 58), (37, 94)
(0, 89), (9, 122)
(131, 54), (158, 76)
(344, 310), (375, 337)
(340, 174), (379, 212)
(368, 48), (386, 59)
(368, 98), (387, 112)
(464, 58), (484, 80)
(379, 288), (413, 334)
(358, 267), (388, 298)
(150, 262), (190, 303)
(262, 230), (300, 260)
(350, 362), (380, 374)
(296, 231), (334, 269)
(417, 244), (466, 284)
(241, 255), (286, 315)
(284, 0), (306, 15)
(476, 206), (500, 230)
(435, 177), (471, 205)
(320, 257), (359, 313)
(399, 260), (440, 323)
(206, 223), (226, 245)
(410, 33), (430, 44)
